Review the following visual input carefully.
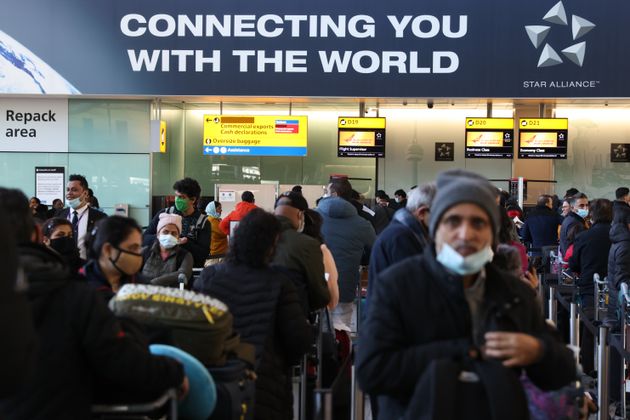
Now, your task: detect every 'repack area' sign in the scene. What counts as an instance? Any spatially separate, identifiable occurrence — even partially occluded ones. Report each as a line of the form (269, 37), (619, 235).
(0, 0), (629, 97)
(0, 99), (68, 152)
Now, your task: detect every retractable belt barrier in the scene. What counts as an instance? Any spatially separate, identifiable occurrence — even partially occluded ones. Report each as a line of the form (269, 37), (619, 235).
(543, 246), (630, 419)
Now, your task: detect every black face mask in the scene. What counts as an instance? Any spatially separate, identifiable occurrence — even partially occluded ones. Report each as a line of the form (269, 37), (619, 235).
(50, 236), (81, 269)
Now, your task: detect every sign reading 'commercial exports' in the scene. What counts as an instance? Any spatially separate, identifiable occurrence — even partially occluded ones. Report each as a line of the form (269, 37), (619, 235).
(203, 115), (307, 156)
(0, 0), (628, 97)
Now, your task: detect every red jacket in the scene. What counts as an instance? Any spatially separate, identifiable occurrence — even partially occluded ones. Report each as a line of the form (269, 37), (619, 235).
(219, 201), (257, 235)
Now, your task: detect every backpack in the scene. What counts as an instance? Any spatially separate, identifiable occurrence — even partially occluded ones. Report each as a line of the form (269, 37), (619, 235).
(110, 284), (253, 367)
(165, 206), (208, 241)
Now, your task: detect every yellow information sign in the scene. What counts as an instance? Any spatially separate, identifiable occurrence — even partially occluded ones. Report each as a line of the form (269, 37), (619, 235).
(203, 115), (307, 156)
(159, 121), (166, 153)
(338, 117), (386, 129)
(465, 118), (514, 130)
(519, 118), (568, 130)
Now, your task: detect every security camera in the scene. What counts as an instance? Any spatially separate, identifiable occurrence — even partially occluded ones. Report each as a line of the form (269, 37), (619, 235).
(402, 100), (408, 106)
(427, 100), (434, 109)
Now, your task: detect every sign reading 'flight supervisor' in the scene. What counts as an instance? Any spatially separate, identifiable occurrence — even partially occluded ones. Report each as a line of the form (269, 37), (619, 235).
(203, 115), (308, 156)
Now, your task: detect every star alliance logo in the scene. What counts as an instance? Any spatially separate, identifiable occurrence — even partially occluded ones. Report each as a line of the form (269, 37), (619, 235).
(525, 1), (595, 68)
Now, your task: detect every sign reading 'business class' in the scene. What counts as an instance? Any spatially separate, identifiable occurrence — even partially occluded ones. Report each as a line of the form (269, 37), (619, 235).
(0, 0), (629, 97)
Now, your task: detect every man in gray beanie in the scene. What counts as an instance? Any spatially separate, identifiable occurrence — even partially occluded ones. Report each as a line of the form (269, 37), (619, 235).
(357, 170), (575, 419)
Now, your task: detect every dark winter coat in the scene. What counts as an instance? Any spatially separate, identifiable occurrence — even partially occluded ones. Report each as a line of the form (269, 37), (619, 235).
(0, 244), (184, 420)
(607, 223), (630, 317)
(357, 250), (576, 419)
(82, 259), (143, 304)
(194, 262), (312, 420)
(559, 211), (587, 256)
(272, 216), (329, 313)
(367, 208), (430, 308)
(520, 205), (562, 253)
(316, 197), (376, 302)
(569, 222), (611, 294)
(144, 207), (211, 267)
(612, 200), (630, 220)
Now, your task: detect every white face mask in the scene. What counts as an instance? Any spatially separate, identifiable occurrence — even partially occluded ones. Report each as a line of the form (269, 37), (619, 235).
(66, 196), (83, 210)
(436, 242), (494, 276)
(158, 234), (179, 249)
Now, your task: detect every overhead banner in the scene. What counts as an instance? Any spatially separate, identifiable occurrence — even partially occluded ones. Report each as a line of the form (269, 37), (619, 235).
(0, 0), (629, 97)
(203, 115), (307, 156)
(0, 98), (68, 152)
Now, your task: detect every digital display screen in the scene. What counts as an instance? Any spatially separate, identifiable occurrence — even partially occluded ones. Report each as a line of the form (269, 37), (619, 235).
(337, 117), (386, 158)
(464, 118), (514, 159)
(518, 118), (568, 159)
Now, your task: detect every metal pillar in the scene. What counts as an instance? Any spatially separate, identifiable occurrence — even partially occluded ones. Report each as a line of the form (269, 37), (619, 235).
(597, 326), (610, 420)
(313, 389), (333, 420)
(548, 286), (558, 324)
(350, 362), (364, 420)
(570, 302), (580, 349)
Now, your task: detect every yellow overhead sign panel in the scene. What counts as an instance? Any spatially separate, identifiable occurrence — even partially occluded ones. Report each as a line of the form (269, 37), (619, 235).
(465, 118), (514, 130)
(519, 118), (568, 130)
(203, 115), (308, 156)
(338, 117), (386, 129)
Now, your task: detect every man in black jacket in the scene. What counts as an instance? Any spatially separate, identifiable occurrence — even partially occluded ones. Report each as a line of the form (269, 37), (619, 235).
(272, 192), (330, 313)
(58, 174), (107, 260)
(521, 194), (563, 255)
(613, 187), (630, 219)
(559, 192), (589, 256)
(357, 171), (575, 420)
(0, 188), (187, 420)
(144, 177), (211, 267)
(569, 198), (612, 374)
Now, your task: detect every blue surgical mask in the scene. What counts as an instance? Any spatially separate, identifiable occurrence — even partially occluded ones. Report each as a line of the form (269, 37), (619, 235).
(66, 197), (82, 210)
(436, 243), (494, 276)
(576, 208), (589, 218)
(158, 234), (179, 249)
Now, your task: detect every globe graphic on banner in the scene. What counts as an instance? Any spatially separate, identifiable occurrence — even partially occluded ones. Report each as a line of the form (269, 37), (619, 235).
(0, 30), (79, 94)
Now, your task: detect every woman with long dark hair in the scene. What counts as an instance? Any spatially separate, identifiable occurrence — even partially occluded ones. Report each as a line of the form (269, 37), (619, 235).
(194, 209), (312, 419)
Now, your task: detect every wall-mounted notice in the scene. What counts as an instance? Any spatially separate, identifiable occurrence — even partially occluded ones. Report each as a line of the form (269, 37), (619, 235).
(0, 99), (68, 152)
(518, 118), (568, 159)
(35, 167), (65, 205)
(219, 191), (236, 202)
(611, 143), (630, 163)
(203, 115), (307, 156)
(464, 118), (514, 159)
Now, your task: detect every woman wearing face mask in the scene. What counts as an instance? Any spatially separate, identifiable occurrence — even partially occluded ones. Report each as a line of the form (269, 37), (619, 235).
(42, 217), (82, 273)
(82, 216), (146, 303)
(140, 213), (193, 287)
(205, 201), (228, 258)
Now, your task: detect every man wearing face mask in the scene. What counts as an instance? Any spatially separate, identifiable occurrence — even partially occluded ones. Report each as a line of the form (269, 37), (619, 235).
(143, 178), (211, 268)
(357, 170), (575, 419)
(141, 213), (193, 287)
(272, 192), (329, 314)
(58, 174), (106, 261)
(559, 192), (589, 257)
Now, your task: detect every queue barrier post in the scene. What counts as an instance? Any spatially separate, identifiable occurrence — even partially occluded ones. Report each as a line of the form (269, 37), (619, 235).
(597, 325), (610, 420)
(548, 285), (558, 324)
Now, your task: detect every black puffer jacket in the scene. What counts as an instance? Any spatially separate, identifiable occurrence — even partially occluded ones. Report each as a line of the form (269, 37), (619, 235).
(569, 222), (611, 294)
(194, 262), (312, 420)
(357, 250), (576, 419)
(0, 244), (184, 420)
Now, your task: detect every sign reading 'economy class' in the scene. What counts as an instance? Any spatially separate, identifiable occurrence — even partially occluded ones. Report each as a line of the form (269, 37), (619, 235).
(203, 115), (308, 156)
(0, 0), (628, 97)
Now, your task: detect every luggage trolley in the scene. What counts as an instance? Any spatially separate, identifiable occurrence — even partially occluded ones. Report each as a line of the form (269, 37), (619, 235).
(91, 388), (178, 420)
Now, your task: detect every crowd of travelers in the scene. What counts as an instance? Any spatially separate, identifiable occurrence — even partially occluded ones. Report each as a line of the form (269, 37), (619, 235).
(3, 169), (629, 419)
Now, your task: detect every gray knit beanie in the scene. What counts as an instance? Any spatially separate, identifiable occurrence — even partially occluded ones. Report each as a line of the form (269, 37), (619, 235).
(429, 171), (500, 241)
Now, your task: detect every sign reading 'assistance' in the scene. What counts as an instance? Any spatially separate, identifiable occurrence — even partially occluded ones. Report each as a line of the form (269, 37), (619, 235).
(202, 115), (307, 156)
